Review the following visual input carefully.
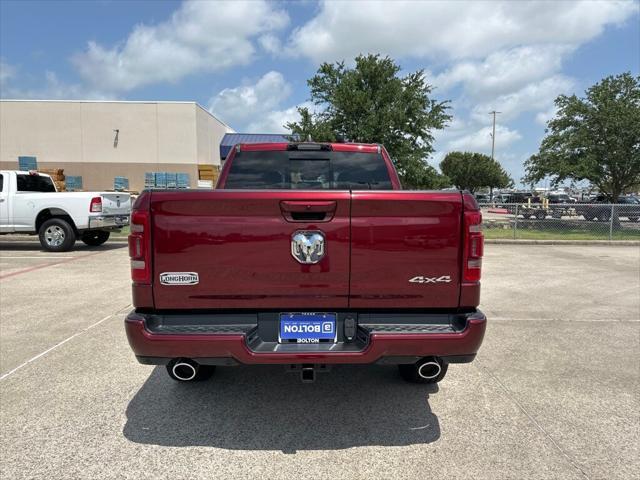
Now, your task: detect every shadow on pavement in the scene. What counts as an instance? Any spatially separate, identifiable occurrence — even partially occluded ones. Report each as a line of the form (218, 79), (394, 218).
(123, 364), (440, 452)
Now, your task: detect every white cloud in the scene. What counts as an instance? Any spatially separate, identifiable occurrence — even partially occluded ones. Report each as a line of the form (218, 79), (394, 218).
(535, 105), (560, 127)
(0, 62), (114, 100)
(285, 0), (636, 164)
(433, 45), (572, 98)
(287, 0), (636, 63)
(208, 71), (294, 131)
(36, 72), (115, 100)
(470, 75), (575, 122)
(432, 116), (470, 145)
(72, 0), (289, 92)
(447, 124), (522, 153)
(258, 34), (283, 55)
(0, 60), (16, 89)
(208, 70), (319, 132)
(247, 102), (314, 133)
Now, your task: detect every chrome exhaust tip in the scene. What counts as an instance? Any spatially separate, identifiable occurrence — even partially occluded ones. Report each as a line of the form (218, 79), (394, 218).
(417, 360), (442, 380)
(172, 361), (198, 381)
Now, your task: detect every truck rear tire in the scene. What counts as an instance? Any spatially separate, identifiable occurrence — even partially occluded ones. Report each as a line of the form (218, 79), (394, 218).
(81, 231), (110, 246)
(38, 218), (76, 252)
(398, 359), (448, 384)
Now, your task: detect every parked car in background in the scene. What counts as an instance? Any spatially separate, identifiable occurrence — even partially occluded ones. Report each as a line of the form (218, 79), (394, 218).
(495, 193), (512, 205)
(575, 195), (640, 222)
(616, 196), (640, 221)
(0, 170), (131, 251)
(505, 192), (535, 204)
(474, 193), (490, 203)
(496, 192), (545, 218)
(547, 193), (576, 204)
(125, 142), (487, 384)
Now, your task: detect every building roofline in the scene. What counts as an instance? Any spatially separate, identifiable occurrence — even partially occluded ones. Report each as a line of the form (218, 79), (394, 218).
(1, 99), (199, 105)
(0, 98), (234, 131)
(194, 103), (233, 131)
(222, 133), (294, 137)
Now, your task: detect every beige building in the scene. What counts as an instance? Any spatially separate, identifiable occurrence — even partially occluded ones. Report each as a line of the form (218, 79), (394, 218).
(0, 100), (233, 191)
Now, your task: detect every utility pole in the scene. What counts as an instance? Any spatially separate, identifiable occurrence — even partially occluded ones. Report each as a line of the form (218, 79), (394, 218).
(489, 110), (501, 160)
(488, 111), (501, 202)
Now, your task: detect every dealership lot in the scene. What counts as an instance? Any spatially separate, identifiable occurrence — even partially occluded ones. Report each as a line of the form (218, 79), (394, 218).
(0, 242), (638, 480)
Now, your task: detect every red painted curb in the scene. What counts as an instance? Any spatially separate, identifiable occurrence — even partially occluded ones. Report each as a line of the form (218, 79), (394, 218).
(0, 250), (105, 280)
(487, 208), (509, 214)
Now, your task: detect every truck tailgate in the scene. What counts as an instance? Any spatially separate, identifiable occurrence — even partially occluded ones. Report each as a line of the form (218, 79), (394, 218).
(148, 190), (464, 310)
(100, 193), (131, 215)
(150, 190), (351, 310)
(349, 191), (462, 308)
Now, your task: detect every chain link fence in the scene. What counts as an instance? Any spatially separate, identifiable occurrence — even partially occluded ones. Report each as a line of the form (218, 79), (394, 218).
(479, 203), (640, 240)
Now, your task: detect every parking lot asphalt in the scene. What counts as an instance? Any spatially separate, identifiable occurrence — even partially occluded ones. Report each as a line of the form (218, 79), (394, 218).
(0, 242), (638, 480)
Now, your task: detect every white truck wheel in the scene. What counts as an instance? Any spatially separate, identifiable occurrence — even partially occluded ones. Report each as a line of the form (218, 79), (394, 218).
(38, 218), (76, 252)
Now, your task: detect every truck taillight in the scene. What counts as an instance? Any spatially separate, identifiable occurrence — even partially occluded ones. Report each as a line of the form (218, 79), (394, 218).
(128, 210), (151, 283)
(463, 210), (484, 283)
(90, 197), (102, 212)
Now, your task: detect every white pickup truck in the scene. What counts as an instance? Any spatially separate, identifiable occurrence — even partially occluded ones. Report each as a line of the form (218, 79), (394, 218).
(0, 170), (130, 252)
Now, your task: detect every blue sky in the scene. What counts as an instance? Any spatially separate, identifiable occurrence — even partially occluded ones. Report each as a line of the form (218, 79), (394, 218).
(1, 0), (638, 184)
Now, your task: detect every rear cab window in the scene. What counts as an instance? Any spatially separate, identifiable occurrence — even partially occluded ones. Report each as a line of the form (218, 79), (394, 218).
(16, 174), (56, 192)
(223, 149), (393, 190)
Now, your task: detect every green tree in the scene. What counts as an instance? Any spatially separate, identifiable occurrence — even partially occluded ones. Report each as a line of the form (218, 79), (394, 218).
(402, 153), (452, 190)
(286, 107), (336, 143)
(440, 151), (513, 194)
(286, 54), (451, 189)
(525, 72), (640, 201)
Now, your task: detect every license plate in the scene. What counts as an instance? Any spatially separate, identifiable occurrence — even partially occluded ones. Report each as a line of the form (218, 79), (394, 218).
(279, 313), (337, 343)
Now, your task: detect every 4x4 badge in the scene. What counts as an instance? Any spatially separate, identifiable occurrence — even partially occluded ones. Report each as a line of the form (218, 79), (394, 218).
(409, 275), (452, 284)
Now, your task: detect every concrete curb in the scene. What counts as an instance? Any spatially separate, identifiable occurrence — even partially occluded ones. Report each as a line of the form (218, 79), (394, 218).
(485, 239), (640, 246)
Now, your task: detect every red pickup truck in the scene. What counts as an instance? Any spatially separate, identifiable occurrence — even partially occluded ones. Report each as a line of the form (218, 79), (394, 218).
(125, 142), (486, 384)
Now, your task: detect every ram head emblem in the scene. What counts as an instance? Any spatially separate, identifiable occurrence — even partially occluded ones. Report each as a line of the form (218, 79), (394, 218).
(291, 231), (325, 264)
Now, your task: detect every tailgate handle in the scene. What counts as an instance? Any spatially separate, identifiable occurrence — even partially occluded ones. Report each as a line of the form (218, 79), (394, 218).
(280, 201), (336, 222)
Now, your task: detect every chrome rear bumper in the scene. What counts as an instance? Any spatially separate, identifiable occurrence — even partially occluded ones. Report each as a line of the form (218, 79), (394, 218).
(88, 214), (130, 229)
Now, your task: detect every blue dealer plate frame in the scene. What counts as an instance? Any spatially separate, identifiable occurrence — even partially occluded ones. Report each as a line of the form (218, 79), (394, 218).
(279, 313), (337, 343)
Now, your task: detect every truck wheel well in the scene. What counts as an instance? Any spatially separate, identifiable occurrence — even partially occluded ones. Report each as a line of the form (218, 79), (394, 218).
(35, 209), (78, 233)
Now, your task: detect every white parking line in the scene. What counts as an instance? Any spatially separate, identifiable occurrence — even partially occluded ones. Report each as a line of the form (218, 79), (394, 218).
(0, 304), (132, 381)
(474, 360), (590, 479)
(0, 250), (105, 280)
